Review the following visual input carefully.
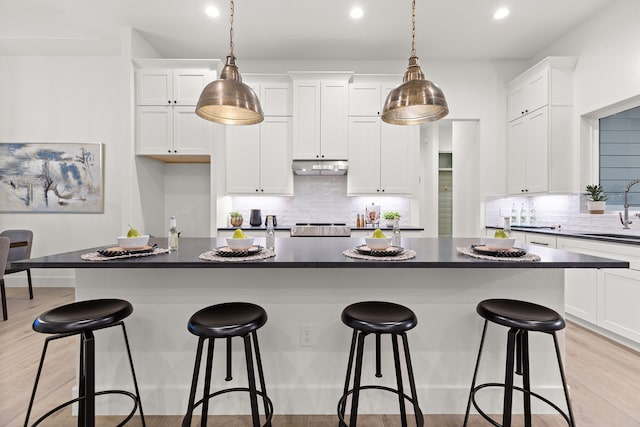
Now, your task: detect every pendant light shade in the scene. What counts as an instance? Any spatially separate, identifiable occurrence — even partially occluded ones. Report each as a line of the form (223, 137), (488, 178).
(381, 0), (448, 125)
(196, 55), (264, 125)
(195, 0), (264, 126)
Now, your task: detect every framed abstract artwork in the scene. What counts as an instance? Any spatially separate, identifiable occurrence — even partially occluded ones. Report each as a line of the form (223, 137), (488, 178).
(0, 143), (104, 213)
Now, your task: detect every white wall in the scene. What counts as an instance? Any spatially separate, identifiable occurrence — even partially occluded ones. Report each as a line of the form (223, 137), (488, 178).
(0, 56), (124, 285)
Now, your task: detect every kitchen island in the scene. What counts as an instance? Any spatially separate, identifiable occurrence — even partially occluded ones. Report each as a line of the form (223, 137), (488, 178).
(17, 237), (627, 416)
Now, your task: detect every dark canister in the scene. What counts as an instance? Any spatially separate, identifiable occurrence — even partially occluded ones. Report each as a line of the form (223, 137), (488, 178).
(250, 209), (262, 226)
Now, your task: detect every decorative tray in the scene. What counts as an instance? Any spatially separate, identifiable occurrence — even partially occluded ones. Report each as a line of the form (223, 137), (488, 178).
(97, 244), (157, 257)
(471, 245), (527, 258)
(214, 245), (264, 258)
(355, 245), (405, 257)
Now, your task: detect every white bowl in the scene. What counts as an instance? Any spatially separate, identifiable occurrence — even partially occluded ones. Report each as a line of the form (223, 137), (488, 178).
(117, 235), (150, 249)
(226, 237), (255, 250)
(365, 237), (393, 250)
(481, 237), (515, 249)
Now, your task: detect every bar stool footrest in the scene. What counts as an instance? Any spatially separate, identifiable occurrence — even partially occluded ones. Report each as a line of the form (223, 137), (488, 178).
(29, 389), (140, 427)
(470, 382), (573, 427)
(337, 385), (424, 427)
(186, 386), (274, 427)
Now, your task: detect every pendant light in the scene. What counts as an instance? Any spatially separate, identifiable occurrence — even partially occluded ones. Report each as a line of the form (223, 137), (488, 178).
(196, 0), (264, 125)
(381, 0), (448, 125)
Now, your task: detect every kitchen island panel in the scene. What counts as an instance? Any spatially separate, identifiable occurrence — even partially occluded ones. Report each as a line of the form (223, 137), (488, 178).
(77, 267), (567, 415)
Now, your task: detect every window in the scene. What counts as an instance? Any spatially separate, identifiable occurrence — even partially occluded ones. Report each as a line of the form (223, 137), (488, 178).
(599, 105), (640, 206)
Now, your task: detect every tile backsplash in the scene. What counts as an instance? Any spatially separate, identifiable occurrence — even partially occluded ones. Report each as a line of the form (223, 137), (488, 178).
(228, 176), (412, 227)
(485, 194), (639, 233)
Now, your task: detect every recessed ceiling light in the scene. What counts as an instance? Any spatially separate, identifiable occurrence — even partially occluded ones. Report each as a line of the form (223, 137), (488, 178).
(493, 8), (510, 20)
(350, 7), (364, 19)
(205, 6), (220, 18)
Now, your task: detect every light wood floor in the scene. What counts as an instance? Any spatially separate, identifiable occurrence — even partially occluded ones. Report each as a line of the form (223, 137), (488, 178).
(2, 287), (640, 426)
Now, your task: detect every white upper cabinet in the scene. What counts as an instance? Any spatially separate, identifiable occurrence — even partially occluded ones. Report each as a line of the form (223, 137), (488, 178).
(226, 117), (293, 195)
(507, 69), (548, 122)
(506, 57), (577, 195)
(136, 69), (213, 106)
(348, 117), (418, 195)
(290, 73), (352, 160)
(135, 68), (215, 158)
(244, 77), (292, 117)
(348, 80), (398, 117)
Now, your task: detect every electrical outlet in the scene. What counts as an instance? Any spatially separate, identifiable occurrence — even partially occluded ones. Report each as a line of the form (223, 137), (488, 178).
(300, 324), (315, 347)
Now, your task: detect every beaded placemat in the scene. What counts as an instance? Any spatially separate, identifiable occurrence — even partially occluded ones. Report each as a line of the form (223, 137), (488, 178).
(81, 247), (170, 261)
(457, 247), (541, 262)
(199, 249), (276, 262)
(343, 248), (416, 261)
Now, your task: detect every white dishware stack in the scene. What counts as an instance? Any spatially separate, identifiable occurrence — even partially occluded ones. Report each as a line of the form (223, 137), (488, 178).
(266, 216), (275, 251)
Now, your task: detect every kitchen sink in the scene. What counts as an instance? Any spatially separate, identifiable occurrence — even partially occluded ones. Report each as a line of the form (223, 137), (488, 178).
(581, 233), (640, 240)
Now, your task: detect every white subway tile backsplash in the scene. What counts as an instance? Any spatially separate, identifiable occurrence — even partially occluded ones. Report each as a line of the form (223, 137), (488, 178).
(229, 176), (412, 226)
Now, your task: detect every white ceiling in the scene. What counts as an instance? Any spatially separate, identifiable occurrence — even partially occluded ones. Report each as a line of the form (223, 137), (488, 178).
(0, 0), (615, 60)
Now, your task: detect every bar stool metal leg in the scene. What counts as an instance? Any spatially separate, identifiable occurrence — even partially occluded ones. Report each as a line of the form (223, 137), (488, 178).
(348, 332), (367, 427)
(463, 320), (489, 427)
(338, 330), (358, 422)
(553, 332), (577, 426)
(201, 339), (215, 427)
(502, 328), (517, 427)
(391, 334), (408, 426)
(183, 338), (205, 427)
(252, 331), (271, 427)
(401, 332), (422, 427)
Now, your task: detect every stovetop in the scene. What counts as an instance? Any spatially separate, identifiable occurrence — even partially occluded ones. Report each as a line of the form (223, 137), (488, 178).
(290, 223), (351, 237)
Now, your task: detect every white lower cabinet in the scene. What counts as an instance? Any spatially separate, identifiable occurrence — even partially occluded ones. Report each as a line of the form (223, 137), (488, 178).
(597, 268), (640, 343)
(557, 236), (640, 345)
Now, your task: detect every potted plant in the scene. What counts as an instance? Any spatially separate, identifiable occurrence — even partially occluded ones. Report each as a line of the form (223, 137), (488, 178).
(383, 211), (401, 227)
(230, 211), (243, 226)
(585, 184), (607, 214)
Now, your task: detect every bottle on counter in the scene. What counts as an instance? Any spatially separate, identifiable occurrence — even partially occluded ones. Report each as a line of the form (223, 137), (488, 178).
(265, 216), (275, 251)
(168, 216), (178, 252)
(529, 203), (537, 226)
(511, 203), (518, 226)
(520, 202), (527, 226)
(392, 217), (401, 247)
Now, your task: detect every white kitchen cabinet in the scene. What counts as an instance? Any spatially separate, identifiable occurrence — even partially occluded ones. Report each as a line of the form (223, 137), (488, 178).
(244, 78), (292, 116)
(348, 117), (419, 195)
(506, 57), (576, 195)
(524, 233), (556, 248)
(136, 106), (212, 155)
(348, 81), (400, 117)
(557, 236), (640, 345)
(135, 68), (215, 158)
(135, 69), (213, 106)
(226, 117), (292, 195)
(507, 107), (549, 194)
(507, 68), (548, 122)
(291, 75), (351, 160)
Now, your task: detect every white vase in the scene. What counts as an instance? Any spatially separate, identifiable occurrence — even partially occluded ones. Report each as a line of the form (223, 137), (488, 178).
(587, 201), (606, 214)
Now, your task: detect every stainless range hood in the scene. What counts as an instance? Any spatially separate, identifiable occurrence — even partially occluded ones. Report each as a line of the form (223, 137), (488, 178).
(292, 160), (348, 176)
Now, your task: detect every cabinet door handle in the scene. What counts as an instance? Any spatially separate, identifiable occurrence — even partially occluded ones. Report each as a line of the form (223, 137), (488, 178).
(255, 189), (259, 192)
(174, 100), (177, 104)
(530, 241), (549, 246)
(168, 149), (172, 153)
(261, 189), (264, 192)
(168, 100), (171, 104)
(381, 189), (385, 192)
(174, 150), (177, 153)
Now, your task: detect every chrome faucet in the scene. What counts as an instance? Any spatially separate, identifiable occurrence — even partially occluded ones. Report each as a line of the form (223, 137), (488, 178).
(620, 179), (640, 229)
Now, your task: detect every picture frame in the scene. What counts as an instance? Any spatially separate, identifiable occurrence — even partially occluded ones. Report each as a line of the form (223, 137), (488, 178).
(0, 142), (104, 213)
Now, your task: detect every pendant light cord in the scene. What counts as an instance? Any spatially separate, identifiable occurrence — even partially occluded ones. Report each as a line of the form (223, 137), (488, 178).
(410, 0), (416, 58)
(229, 0), (235, 56)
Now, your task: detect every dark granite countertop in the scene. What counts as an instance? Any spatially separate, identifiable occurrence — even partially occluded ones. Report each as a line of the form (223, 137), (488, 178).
(15, 237), (628, 269)
(486, 225), (640, 246)
(218, 225), (425, 231)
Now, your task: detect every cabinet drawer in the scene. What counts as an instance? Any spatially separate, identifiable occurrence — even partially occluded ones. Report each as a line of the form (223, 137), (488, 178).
(525, 233), (556, 248)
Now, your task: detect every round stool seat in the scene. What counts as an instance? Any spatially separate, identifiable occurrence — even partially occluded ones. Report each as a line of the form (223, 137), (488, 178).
(188, 302), (267, 338)
(342, 301), (417, 334)
(476, 299), (565, 332)
(33, 299), (133, 334)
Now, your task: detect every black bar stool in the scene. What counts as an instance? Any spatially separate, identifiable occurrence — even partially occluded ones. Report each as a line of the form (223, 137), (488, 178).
(463, 298), (576, 427)
(24, 298), (146, 427)
(337, 301), (424, 427)
(182, 302), (273, 427)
